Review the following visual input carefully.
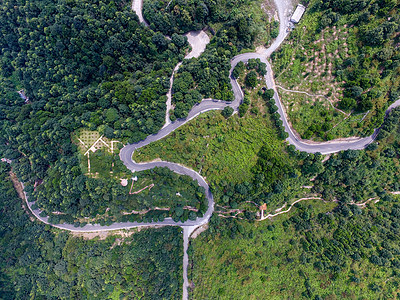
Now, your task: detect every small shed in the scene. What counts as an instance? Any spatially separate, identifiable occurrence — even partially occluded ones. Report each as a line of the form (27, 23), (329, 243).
(17, 89), (29, 103)
(290, 4), (306, 24)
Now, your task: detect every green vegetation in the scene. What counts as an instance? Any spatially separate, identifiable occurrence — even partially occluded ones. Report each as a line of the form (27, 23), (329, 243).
(314, 107), (400, 201)
(143, 0), (275, 47)
(0, 0), (207, 221)
(171, 46), (234, 118)
(36, 128), (209, 225)
(272, 0), (400, 140)
(133, 111), (279, 185)
(43, 165), (208, 226)
(133, 60), (324, 214)
(190, 196), (400, 298)
(143, 0), (276, 118)
(0, 162), (183, 299)
(189, 107), (400, 297)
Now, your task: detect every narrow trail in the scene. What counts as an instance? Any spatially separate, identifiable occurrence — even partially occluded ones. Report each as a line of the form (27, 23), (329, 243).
(276, 84), (349, 116)
(260, 197), (323, 220)
(260, 195), (383, 221)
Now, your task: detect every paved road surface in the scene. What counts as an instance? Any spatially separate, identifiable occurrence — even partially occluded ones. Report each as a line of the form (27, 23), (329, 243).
(16, 0), (400, 297)
(21, 0), (399, 255)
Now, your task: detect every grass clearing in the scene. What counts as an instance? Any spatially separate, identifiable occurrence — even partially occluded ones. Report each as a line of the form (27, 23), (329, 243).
(272, 19), (355, 140)
(133, 109), (280, 186)
(280, 91), (347, 140)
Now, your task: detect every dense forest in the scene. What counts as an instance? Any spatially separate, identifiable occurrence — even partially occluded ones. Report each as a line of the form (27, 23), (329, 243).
(190, 196), (400, 298)
(0, 0), (197, 219)
(143, 0), (258, 45)
(42, 166), (208, 227)
(143, 0), (270, 118)
(0, 162), (183, 299)
(171, 35), (235, 118)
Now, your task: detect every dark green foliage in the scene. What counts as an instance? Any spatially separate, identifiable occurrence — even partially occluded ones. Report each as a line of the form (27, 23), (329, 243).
(221, 106), (234, 118)
(246, 58), (267, 76)
(238, 103), (249, 117)
(262, 88), (275, 101)
(377, 107), (400, 141)
(166, 2), (268, 118)
(284, 198), (400, 296)
(0, 0), (191, 219)
(143, 0), (257, 50)
(245, 70), (259, 88)
(233, 61), (245, 78)
(0, 163), (183, 299)
(172, 38), (235, 117)
(314, 108), (400, 203)
(36, 165), (207, 222)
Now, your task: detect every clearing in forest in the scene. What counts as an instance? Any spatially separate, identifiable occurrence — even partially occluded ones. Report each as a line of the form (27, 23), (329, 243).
(72, 129), (122, 177)
(272, 21), (359, 140)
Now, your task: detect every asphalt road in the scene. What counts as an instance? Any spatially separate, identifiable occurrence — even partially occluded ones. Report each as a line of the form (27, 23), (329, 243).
(22, 0), (400, 231)
(16, 1), (400, 299)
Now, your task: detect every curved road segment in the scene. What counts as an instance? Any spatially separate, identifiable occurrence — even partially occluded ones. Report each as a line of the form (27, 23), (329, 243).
(16, 0), (400, 298)
(24, 0), (390, 233)
(22, 0), (400, 235)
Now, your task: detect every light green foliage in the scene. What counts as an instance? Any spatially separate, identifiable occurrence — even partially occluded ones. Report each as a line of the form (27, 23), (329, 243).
(190, 197), (400, 299)
(133, 111), (279, 185)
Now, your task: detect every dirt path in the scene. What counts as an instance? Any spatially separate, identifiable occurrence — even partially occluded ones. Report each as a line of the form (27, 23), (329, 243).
(260, 197), (323, 220)
(276, 85), (348, 116)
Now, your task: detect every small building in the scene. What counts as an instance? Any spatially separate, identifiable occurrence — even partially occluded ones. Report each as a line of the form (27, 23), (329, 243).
(1, 158), (12, 164)
(260, 203), (267, 219)
(290, 4), (306, 24)
(17, 89), (29, 103)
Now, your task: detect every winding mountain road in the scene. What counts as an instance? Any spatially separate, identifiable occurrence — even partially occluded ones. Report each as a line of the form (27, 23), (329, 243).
(16, 0), (400, 298)
(20, 0), (399, 259)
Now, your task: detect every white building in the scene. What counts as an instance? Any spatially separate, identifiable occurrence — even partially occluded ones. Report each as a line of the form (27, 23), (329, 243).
(290, 4), (306, 23)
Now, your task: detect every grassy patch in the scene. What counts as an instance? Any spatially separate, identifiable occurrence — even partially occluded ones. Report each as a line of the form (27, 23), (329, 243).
(280, 91), (347, 140)
(133, 110), (280, 185)
(272, 22), (353, 140)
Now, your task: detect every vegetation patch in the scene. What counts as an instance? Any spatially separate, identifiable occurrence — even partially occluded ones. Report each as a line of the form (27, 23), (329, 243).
(143, 0), (275, 48)
(143, 0), (277, 119)
(133, 110), (278, 185)
(279, 91), (348, 140)
(272, 0), (400, 140)
(133, 67), (320, 216)
(0, 163), (183, 299)
(190, 196), (400, 299)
